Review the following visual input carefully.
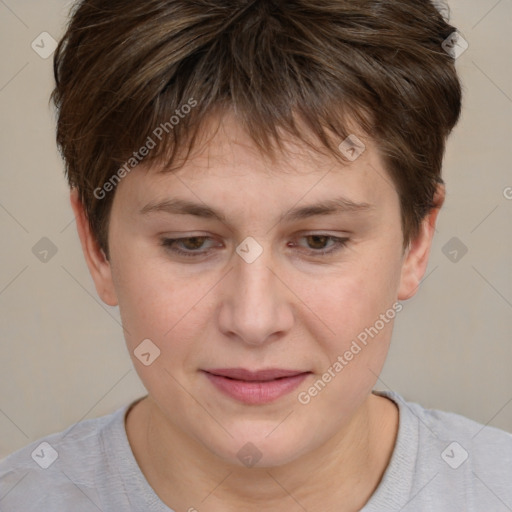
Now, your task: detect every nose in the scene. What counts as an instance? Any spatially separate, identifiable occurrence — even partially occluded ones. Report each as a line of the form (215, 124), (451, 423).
(217, 242), (294, 346)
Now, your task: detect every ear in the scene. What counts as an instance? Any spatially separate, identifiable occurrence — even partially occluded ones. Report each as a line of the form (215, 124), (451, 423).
(398, 183), (445, 300)
(70, 188), (118, 306)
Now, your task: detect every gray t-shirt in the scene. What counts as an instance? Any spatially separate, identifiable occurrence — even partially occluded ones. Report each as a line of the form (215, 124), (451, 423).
(1, 390), (511, 511)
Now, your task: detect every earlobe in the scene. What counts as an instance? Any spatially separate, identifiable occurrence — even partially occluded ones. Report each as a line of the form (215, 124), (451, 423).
(70, 188), (118, 306)
(398, 184), (445, 301)
(397, 239), (425, 301)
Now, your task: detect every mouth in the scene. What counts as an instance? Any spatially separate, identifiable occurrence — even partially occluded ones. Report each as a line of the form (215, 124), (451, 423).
(201, 368), (312, 404)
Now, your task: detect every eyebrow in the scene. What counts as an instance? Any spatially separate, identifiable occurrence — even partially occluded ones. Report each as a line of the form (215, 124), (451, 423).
(139, 196), (374, 223)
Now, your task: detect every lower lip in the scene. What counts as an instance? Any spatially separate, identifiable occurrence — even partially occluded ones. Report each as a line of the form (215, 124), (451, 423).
(203, 371), (310, 405)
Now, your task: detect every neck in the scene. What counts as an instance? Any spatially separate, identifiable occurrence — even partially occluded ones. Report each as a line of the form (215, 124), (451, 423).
(125, 392), (398, 512)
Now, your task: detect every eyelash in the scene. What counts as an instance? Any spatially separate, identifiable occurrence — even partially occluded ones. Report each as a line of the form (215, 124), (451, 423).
(160, 235), (349, 258)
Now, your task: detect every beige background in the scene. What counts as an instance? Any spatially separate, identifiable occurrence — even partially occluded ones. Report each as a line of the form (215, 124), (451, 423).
(0, 0), (511, 458)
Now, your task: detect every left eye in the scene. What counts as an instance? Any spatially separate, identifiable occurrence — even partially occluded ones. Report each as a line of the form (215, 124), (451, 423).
(293, 234), (349, 254)
(160, 234), (349, 258)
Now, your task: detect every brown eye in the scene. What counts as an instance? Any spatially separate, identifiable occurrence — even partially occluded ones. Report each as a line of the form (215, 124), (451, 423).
(178, 237), (208, 250)
(294, 234), (349, 256)
(305, 235), (331, 250)
(161, 237), (215, 257)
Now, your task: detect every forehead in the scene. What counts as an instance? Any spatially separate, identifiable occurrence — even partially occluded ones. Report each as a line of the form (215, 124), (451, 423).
(156, 111), (372, 178)
(115, 110), (398, 217)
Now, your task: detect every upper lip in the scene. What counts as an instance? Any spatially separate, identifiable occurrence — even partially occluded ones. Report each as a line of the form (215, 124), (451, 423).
(203, 368), (310, 381)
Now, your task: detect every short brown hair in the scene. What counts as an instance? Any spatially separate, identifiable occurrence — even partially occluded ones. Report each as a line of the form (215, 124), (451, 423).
(51, 0), (462, 259)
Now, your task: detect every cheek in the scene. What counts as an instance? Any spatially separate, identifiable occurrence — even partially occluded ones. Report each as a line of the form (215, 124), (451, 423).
(111, 252), (192, 345)
(301, 249), (401, 336)
(289, 242), (403, 391)
(295, 270), (399, 413)
(112, 260), (206, 398)
(111, 251), (221, 378)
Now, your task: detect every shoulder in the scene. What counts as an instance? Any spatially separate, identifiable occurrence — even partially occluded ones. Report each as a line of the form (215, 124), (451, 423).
(402, 393), (512, 467)
(370, 390), (512, 511)
(0, 404), (130, 511)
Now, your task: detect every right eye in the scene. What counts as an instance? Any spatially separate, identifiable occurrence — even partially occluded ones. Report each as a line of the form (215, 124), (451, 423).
(160, 236), (219, 257)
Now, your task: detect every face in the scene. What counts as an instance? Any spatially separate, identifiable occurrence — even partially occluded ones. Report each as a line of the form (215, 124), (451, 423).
(74, 111), (438, 467)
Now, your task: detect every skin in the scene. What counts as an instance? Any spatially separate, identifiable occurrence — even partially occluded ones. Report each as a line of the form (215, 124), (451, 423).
(71, 111), (444, 512)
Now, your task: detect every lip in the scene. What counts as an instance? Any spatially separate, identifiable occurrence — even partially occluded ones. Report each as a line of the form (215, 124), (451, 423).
(202, 368), (311, 405)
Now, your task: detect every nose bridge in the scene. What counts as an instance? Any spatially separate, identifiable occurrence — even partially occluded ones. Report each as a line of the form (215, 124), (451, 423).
(219, 238), (292, 345)
(238, 248), (273, 304)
